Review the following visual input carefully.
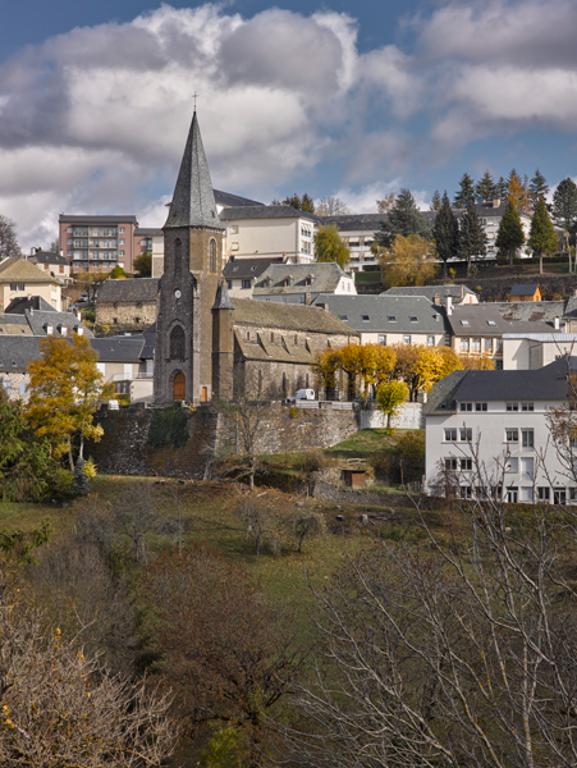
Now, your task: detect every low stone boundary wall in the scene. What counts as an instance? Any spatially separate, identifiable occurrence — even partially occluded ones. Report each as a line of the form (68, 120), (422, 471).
(359, 402), (424, 430)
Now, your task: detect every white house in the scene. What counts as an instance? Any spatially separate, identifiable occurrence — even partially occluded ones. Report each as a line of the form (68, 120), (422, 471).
(424, 358), (577, 504)
(315, 294), (450, 346)
(502, 333), (577, 370)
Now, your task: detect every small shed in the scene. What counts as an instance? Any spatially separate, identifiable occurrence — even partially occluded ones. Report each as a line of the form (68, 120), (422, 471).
(342, 468), (370, 489)
(507, 283), (542, 302)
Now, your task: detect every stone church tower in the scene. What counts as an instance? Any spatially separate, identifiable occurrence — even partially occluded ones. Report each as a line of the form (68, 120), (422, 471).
(153, 110), (225, 404)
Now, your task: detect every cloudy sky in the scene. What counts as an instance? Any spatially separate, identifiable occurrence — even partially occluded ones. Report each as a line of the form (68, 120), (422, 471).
(1, 0), (576, 248)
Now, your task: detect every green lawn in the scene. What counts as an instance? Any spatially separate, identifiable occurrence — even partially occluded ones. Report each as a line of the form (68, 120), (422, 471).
(327, 428), (395, 459)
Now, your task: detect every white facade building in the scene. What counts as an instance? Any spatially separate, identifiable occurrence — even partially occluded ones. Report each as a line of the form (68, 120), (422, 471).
(425, 360), (577, 504)
(502, 333), (577, 370)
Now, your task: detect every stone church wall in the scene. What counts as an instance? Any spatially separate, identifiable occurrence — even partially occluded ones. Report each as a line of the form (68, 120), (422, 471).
(96, 301), (157, 331)
(89, 402), (359, 479)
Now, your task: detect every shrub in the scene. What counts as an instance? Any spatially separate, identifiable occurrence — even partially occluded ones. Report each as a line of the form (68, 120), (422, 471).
(148, 405), (189, 449)
(371, 431), (425, 486)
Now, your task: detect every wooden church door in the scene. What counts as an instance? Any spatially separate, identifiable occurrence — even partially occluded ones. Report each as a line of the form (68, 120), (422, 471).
(172, 371), (185, 401)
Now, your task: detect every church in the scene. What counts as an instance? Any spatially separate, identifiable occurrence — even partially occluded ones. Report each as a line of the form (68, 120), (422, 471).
(153, 111), (356, 405)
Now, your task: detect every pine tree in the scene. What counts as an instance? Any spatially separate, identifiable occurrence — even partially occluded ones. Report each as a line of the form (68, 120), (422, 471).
(553, 177), (577, 232)
(476, 171), (497, 204)
(496, 202), (525, 265)
(0, 215), (22, 260)
(301, 193), (315, 213)
(430, 190), (442, 212)
(375, 189), (429, 247)
(529, 169), (549, 210)
(507, 169), (530, 214)
(281, 193), (315, 213)
(458, 202), (487, 275)
(433, 192), (459, 277)
(529, 197), (558, 274)
(495, 176), (508, 200)
(454, 173), (476, 208)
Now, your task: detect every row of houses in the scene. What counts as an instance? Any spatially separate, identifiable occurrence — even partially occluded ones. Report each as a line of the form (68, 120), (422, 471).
(55, 193), (530, 277)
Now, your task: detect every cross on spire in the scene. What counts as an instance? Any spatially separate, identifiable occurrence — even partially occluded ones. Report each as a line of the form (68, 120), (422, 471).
(193, 92), (198, 112)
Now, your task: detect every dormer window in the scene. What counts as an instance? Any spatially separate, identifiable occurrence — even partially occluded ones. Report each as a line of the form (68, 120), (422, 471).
(387, 315), (396, 322)
(460, 320), (470, 327)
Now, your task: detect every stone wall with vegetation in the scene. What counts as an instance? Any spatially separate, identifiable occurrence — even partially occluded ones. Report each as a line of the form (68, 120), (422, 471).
(89, 402), (359, 478)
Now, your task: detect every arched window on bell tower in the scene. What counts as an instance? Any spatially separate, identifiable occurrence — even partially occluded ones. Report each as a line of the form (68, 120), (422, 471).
(169, 325), (185, 361)
(209, 238), (217, 273)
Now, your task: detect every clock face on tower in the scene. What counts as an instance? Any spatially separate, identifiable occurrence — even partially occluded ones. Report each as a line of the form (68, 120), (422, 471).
(174, 289), (182, 300)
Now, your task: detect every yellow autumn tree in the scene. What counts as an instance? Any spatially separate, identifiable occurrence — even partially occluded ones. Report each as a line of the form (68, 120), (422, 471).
(380, 234), (438, 288)
(27, 334), (110, 470)
(315, 349), (342, 398)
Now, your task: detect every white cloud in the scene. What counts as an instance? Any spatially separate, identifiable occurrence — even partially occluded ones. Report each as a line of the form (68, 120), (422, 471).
(332, 181), (431, 214)
(0, 3), (416, 247)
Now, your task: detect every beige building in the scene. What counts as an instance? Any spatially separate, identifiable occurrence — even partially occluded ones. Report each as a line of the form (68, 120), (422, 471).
(28, 249), (72, 283)
(220, 205), (317, 265)
(0, 258), (63, 311)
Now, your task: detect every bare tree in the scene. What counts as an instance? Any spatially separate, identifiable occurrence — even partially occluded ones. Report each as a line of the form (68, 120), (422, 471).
(316, 196), (350, 217)
(216, 395), (269, 490)
(0, 215), (21, 261)
(289, 491), (577, 768)
(0, 594), (175, 768)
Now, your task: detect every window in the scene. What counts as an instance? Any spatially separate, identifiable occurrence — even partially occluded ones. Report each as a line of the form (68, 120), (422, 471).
(487, 320), (497, 327)
(444, 428), (458, 442)
(460, 402), (473, 412)
(553, 487), (567, 505)
(521, 402), (534, 412)
(460, 427), (472, 442)
(241, 279), (251, 289)
(475, 402), (487, 411)
(226, 279), (232, 289)
(521, 429), (534, 448)
(403, 335), (412, 345)
(174, 238), (183, 273)
(115, 381), (130, 395)
(506, 402), (519, 411)
(459, 338), (469, 353)
(460, 486), (473, 499)
(537, 487), (550, 502)
(378, 334), (387, 345)
(9, 282), (25, 291)
(444, 457), (458, 470)
(460, 458), (473, 471)
(506, 428), (519, 443)
(506, 457), (519, 473)
(409, 316), (418, 322)
(387, 315), (396, 322)
(569, 488), (577, 502)
(520, 457), (534, 479)
(209, 238), (218, 273)
(361, 314), (370, 321)
(460, 320), (470, 327)
(169, 325), (185, 361)
(519, 487), (534, 503)
(506, 486), (519, 503)
(471, 338), (481, 354)
(427, 335), (435, 346)
(484, 338), (493, 352)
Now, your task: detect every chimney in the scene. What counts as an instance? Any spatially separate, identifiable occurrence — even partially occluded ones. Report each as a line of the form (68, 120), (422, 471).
(554, 316), (560, 330)
(446, 296), (453, 316)
(492, 198), (501, 208)
(46, 324), (53, 335)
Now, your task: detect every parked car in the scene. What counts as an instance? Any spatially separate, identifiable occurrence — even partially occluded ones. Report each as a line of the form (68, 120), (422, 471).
(286, 388), (316, 404)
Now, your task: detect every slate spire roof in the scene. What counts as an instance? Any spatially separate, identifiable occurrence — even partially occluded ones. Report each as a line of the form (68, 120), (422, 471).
(212, 280), (234, 311)
(164, 110), (224, 231)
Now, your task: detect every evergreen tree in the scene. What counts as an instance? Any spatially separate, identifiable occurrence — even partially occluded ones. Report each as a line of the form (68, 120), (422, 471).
(454, 173), (476, 208)
(430, 190), (442, 212)
(0, 215), (22, 260)
(553, 177), (577, 232)
(433, 192), (459, 277)
(458, 201), (487, 275)
(528, 196), (558, 274)
(476, 171), (497, 204)
(495, 176), (508, 200)
(496, 202), (525, 265)
(375, 189), (430, 248)
(507, 169), (530, 213)
(529, 169), (549, 210)
(281, 193), (315, 213)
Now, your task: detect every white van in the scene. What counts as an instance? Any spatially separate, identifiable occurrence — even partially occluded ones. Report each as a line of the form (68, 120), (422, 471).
(293, 388), (316, 402)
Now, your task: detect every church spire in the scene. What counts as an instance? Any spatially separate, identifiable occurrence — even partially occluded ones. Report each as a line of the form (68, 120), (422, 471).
(164, 110), (224, 230)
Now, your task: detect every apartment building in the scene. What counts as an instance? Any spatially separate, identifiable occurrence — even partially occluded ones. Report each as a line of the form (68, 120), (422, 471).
(59, 215), (139, 274)
(424, 358), (577, 504)
(319, 213), (383, 271)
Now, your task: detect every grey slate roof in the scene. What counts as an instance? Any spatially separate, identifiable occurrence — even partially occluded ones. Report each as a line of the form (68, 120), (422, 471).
(135, 227), (162, 236)
(319, 213), (385, 231)
(223, 257), (285, 281)
(29, 251), (67, 266)
(5, 296), (54, 313)
(0, 336), (42, 371)
(427, 358), (577, 413)
(214, 189), (264, 208)
(448, 302), (564, 336)
(97, 278), (159, 303)
(164, 111), (224, 231)
(220, 205), (317, 222)
(26, 310), (92, 338)
(213, 281), (234, 310)
(91, 336), (146, 363)
(0, 314), (31, 335)
(232, 298), (356, 336)
(314, 294), (450, 334)
(253, 262), (351, 296)
(383, 284), (477, 302)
